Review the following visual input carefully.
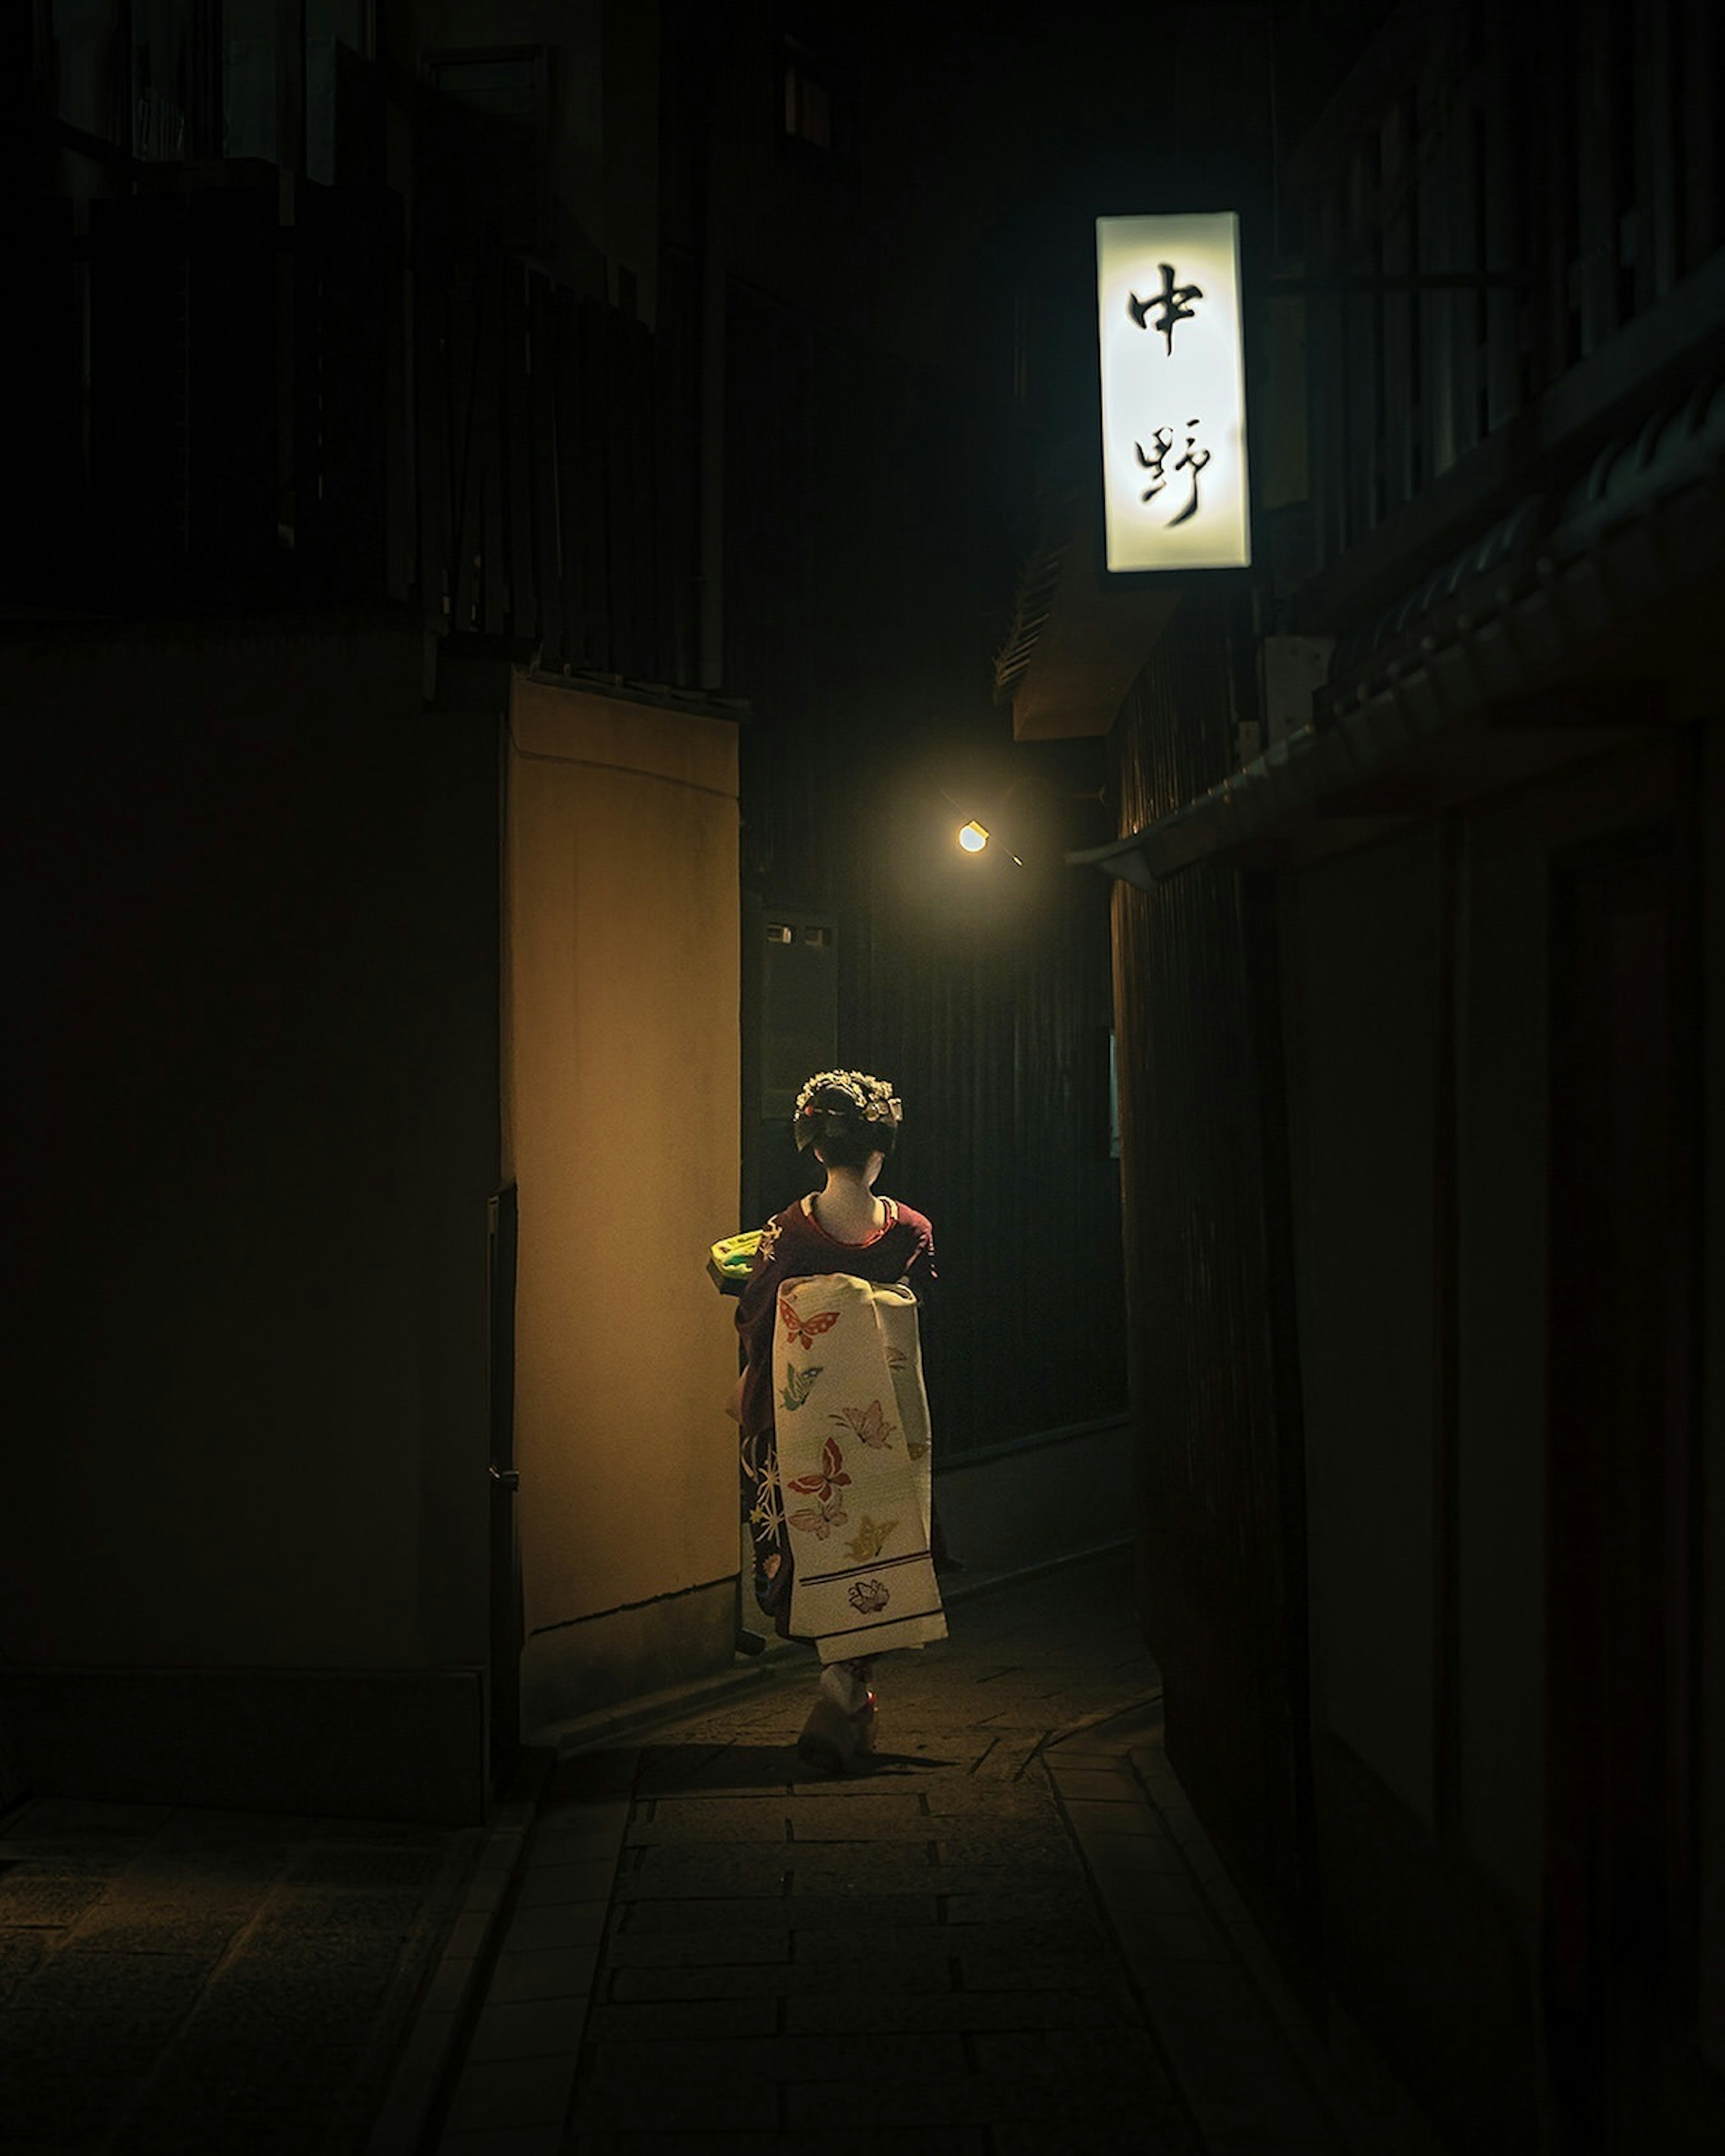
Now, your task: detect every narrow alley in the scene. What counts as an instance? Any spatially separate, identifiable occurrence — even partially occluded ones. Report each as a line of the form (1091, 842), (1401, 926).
(6, 5), (1722, 2152)
(2, 1554), (1445, 2155)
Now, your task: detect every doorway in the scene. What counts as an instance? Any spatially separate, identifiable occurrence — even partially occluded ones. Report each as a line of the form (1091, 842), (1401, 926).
(1543, 819), (1700, 2148)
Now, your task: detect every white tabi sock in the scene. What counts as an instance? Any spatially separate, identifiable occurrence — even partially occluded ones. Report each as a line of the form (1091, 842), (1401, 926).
(820, 1664), (872, 1714)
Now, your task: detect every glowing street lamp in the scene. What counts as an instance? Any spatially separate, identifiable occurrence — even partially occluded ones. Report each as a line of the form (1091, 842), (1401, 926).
(949, 776), (1099, 868)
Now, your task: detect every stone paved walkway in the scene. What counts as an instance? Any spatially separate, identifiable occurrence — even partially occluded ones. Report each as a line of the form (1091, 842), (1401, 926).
(0, 1555), (1441, 2156)
(0, 1798), (480, 2155)
(424, 1553), (1389, 2156)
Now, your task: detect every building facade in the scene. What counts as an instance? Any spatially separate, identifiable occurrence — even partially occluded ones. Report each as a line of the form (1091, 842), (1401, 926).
(998, 0), (1723, 2146)
(4, 2), (1153, 1822)
(4, 0), (740, 1824)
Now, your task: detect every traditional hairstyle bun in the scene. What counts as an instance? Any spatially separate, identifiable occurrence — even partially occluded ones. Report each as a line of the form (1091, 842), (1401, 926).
(793, 1069), (902, 1159)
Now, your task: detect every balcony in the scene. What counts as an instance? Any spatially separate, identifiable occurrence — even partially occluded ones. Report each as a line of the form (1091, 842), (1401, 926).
(6, 165), (698, 688)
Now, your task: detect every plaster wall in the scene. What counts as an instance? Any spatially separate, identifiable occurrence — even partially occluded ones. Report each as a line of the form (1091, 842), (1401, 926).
(1, 617), (499, 1815)
(505, 677), (740, 1731)
(931, 1421), (1132, 1587)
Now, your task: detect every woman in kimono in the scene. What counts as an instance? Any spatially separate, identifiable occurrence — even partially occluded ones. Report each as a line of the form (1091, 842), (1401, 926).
(732, 1070), (946, 1772)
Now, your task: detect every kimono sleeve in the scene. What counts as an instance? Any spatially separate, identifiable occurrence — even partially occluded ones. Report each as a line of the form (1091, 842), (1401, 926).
(896, 1208), (936, 1289)
(734, 1220), (787, 1381)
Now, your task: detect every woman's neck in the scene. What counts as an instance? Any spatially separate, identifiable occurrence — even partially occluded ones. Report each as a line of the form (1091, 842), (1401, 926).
(814, 1167), (885, 1237)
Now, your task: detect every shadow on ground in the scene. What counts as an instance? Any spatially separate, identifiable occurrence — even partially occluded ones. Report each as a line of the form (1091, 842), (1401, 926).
(566, 1741), (967, 1796)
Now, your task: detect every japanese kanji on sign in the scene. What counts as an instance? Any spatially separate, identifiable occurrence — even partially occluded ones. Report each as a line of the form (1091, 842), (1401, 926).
(1096, 212), (1252, 572)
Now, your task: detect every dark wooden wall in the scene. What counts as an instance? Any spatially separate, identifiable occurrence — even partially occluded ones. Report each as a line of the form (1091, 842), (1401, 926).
(724, 277), (1127, 1465)
(8, 172), (700, 684)
(1109, 590), (1318, 1961)
(1297, 0), (1722, 586)
(852, 837), (1125, 1462)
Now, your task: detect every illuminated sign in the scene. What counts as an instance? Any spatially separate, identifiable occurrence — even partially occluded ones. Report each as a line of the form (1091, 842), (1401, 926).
(1096, 212), (1251, 572)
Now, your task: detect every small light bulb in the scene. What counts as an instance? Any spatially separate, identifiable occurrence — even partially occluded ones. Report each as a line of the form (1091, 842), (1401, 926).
(958, 820), (988, 853)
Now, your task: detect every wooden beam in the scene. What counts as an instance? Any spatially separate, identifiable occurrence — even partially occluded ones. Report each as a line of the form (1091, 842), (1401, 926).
(1485, 680), (1670, 728)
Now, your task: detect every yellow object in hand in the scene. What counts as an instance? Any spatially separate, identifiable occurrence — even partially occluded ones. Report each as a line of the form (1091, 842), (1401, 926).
(707, 1229), (762, 1294)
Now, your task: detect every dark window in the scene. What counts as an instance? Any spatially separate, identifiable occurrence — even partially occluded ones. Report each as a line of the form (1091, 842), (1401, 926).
(53, 0), (129, 148)
(780, 35), (853, 167)
(305, 0), (379, 187)
(223, 0), (296, 164)
(783, 40), (831, 150)
(423, 47), (546, 255)
(51, 0), (221, 165)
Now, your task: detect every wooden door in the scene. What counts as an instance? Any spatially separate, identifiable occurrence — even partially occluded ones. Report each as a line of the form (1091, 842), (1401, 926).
(1543, 823), (1700, 2148)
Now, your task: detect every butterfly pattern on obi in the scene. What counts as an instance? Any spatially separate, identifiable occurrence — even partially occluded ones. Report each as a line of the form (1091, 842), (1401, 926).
(787, 1493), (849, 1541)
(779, 1363), (821, 1412)
(843, 1514), (898, 1563)
(780, 1299), (840, 1352)
(786, 1435), (851, 1504)
(829, 1399), (896, 1449)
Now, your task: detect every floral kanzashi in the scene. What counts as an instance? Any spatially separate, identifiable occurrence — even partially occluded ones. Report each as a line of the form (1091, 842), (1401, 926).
(788, 1495), (849, 1541)
(830, 1399), (895, 1449)
(780, 1299), (840, 1351)
(843, 1515), (897, 1562)
(848, 1579), (889, 1614)
(794, 1070), (900, 1126)
(786, 1435), (851, 1504)
(779, 1364), (821, 1412)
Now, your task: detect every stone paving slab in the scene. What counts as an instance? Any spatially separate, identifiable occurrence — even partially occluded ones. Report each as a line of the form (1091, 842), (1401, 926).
(606, 1956), (960, 2001)
(779, 1982), (1143, 2033)
(485, 1943), (602, 2003)
(568, 2134), (990, 2156)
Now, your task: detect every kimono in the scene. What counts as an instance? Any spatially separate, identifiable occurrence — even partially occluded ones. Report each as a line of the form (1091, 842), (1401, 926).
(735, 1195), (946, 1657)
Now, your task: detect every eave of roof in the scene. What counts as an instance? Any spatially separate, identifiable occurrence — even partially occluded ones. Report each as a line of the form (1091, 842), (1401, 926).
(993, 505), (1184, 742)
(1070, 362), (1725, 885)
